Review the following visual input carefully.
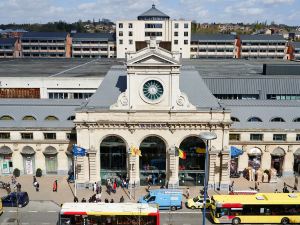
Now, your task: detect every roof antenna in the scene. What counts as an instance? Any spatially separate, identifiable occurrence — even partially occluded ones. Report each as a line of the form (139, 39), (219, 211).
(152, 2), (155, 8)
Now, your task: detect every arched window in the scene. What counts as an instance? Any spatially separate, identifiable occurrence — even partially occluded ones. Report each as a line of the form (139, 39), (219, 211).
(247, 117), (262, 122)
(270, 117), (285, 122)
(231, 117), (240, 122)
(0, 115), (14, 120)
(22, 115), (37, 121)
(67, 116), (75, 121)
(44, 116), (59, 121)
(293, 118), (300, 122)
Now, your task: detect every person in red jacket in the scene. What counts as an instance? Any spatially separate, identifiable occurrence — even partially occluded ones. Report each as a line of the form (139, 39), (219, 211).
(53, 180), (58, 192)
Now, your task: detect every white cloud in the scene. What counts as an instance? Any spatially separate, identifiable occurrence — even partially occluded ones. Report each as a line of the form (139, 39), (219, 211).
(261, 0), (294, 4)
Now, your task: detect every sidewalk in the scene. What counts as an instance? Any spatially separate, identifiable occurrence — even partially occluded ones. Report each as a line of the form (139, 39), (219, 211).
(0, 175), (298, 206)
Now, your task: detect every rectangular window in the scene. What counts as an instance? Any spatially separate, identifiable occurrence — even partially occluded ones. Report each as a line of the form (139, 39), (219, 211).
(21, 133), (33, 140)
(184, 32), (189, 36)
(118, 23), (123, 28)
(229, 134), (240, 141)
(145, 23), (162, 28)
(174, 40), (178, 45)
(184, 40), (189, 45)
(119, 31), (123, 36)
(119, 39), (123, 45)
(184, 23), (189, 28)
(250, 134), (263, 141)
(128, 23), (133, 28)
(67, 133), (77, 141)
(174, 23), (179, 28)
(0, 132), (10, 139)
(129, 31), (133, 36)
(145, 32), (162, 37)
(273, 134), (286, 141)
(44, 133), (56, 140)
(174, 32), (178, 37)
(296, 134), (300, 141)
(129, 40), (133, 45)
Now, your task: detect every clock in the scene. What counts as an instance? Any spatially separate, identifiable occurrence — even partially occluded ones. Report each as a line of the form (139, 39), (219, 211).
(142, 80), (164, 101)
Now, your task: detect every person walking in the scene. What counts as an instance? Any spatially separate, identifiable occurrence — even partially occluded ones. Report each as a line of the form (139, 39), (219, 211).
(74, 196), (79, 202)
(186, 187), (190, 199)
(16, 183), (21, 192)
(120, 196), (124, 203)
(35, 182), (39, 192)
(33, 176), (37, 187)
(93, 182), (97, 193)
(53, 180), (58, 192)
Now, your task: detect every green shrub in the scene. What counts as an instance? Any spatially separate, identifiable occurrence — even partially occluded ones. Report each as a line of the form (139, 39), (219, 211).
(36, 168), (42, 177)
(13, 168), (20, 177)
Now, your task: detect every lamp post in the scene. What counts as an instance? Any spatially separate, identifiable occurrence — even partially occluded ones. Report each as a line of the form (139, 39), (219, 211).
(199, 131), (217, 225)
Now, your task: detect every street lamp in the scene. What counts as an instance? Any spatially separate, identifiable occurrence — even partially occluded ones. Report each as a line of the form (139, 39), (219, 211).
(199, 131), (217, 225)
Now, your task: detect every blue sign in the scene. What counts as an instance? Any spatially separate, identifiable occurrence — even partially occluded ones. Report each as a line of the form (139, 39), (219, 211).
(230, 146), (243, 158)
(72, 145), (87, 157)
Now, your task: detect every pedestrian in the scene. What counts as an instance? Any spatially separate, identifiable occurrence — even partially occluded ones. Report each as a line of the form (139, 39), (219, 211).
(120, 196), (124, 203)
(274, 189), (278, 193)
(53, 179), (58, 192)
(254, 181), (258, 191)
(186, 187), (190, 199)
(96, 183), (100, 194)
(283, 182), (289, 193)
(113, 181), (117, 193)
(99, 185), (102, 193)
(35, 182), (39, 192)
(294, 175), (298, 191)
(33, 176), (37, 187)
(16, 183), (21, 192)
(74, 196), (79, 202)
(81, 198), (87, 202)
(105, 198), (109, 203)
(93, 182), (97, 193)
(110, 199), (114, 203)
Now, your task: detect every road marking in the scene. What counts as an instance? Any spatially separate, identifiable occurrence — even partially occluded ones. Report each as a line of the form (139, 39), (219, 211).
(28, 210), (38, 213)
(8, 210), (17, 213)
(47, 210), (57, 213)
(42, 223), (51, 225)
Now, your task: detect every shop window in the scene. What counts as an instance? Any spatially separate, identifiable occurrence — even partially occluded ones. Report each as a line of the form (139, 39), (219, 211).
(21, 133), (33, 140)
(296, 134), (300, 141)
(22, 115), (36, 120)
(229, 134), (240, 141)
(248, 117), (262, 122)
(273, 134), (286, 141)
(45, 116), (59, 121)
(250, 134), (263, 141)
(270, 117), (285, 122)
(0, 132), (10, 139)
(0, 115), (14, 120)
(44, 133), (56, 140)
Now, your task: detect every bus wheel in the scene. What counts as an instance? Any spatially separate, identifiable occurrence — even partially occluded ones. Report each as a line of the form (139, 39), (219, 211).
(232, 218), (240, 225)
(281, 217), (289, 225)
(171, 206), (177, 211)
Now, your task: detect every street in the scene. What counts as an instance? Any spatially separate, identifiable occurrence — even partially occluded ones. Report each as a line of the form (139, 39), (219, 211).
(0, 201), (279, 225)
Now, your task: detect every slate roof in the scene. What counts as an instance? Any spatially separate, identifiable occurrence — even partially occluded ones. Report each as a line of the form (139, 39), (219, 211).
(221, 100), (300, 130)
(21, 32), (68, 40)
(0, 99), (84, 129)
(72, 32), (116, 41)
(85, 66), (221, 110)
(191, 34), (236, 42)
(240, 34), (285, 41)
(0, 38), (17, 46)
(138, 4), (169, 20)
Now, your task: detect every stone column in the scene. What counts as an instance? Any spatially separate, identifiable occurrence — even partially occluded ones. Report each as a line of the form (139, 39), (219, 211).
(129, 155), (139, 186)
(168, 146), (179, 188)
(88, 150), (98, 183)
(76, 155), (88, 188)
(261, 146), (271, 170)
(219, 150), (230, 191)
(283, 149), (294, 176)
(208, 151), (218, 190)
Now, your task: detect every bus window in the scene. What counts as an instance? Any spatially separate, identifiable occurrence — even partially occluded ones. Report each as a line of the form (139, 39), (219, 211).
(148, 196), (156, 202)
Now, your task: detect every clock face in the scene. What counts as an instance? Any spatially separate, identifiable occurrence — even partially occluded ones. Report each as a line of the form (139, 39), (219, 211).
(143, 80), (164, 101)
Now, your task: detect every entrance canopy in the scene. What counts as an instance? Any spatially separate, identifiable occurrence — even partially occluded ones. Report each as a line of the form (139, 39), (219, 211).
(43, 146), (58, 155)
(0, 146), (12, 155)
(21, 146), (35, 155)
(271, 147), (285, 156)
(231, 146), (243, 158)
(248, 147), (262, 156)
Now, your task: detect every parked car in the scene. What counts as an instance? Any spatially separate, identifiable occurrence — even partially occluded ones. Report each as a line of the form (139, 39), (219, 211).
(1, 192), (29, 207)
(138, 189), (182, 210)
(186, 195), (211, 209)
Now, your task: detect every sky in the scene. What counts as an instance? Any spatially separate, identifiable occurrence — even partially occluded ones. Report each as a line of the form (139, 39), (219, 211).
(0, 0), (299, 26)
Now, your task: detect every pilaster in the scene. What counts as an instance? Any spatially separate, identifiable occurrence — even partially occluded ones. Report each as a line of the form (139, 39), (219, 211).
(168, 146), (179, 188)
(208, 151), (218, 190)
(220, 150), (230, 191)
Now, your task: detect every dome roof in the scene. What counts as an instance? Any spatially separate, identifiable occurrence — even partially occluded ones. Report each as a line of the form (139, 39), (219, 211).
(138, 4), (170, 21)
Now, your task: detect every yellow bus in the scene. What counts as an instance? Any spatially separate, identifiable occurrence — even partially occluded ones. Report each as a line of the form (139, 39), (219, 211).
(0, 198), (3, 215)
(210, 193), (300, 225)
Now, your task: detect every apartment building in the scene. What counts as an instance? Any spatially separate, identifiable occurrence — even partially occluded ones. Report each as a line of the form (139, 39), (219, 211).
(21, 32), (72, 58)
(116, 4), (191, 58)
(294, 42), (300, 60)
(72, 33), (116, 58)
(190, 34), (236, 59)
(0, 38), (21, 58)
(239, 35), (286, 59)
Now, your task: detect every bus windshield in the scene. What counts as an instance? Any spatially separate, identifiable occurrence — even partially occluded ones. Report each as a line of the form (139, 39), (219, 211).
(144, 193), (151, 201)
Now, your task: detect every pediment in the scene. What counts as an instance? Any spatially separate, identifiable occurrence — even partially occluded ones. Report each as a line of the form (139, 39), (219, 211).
(127, 51), (179, 66)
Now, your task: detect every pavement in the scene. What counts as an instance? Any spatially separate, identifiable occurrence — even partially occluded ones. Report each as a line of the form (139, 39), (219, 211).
(0, 174), (298, 206)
